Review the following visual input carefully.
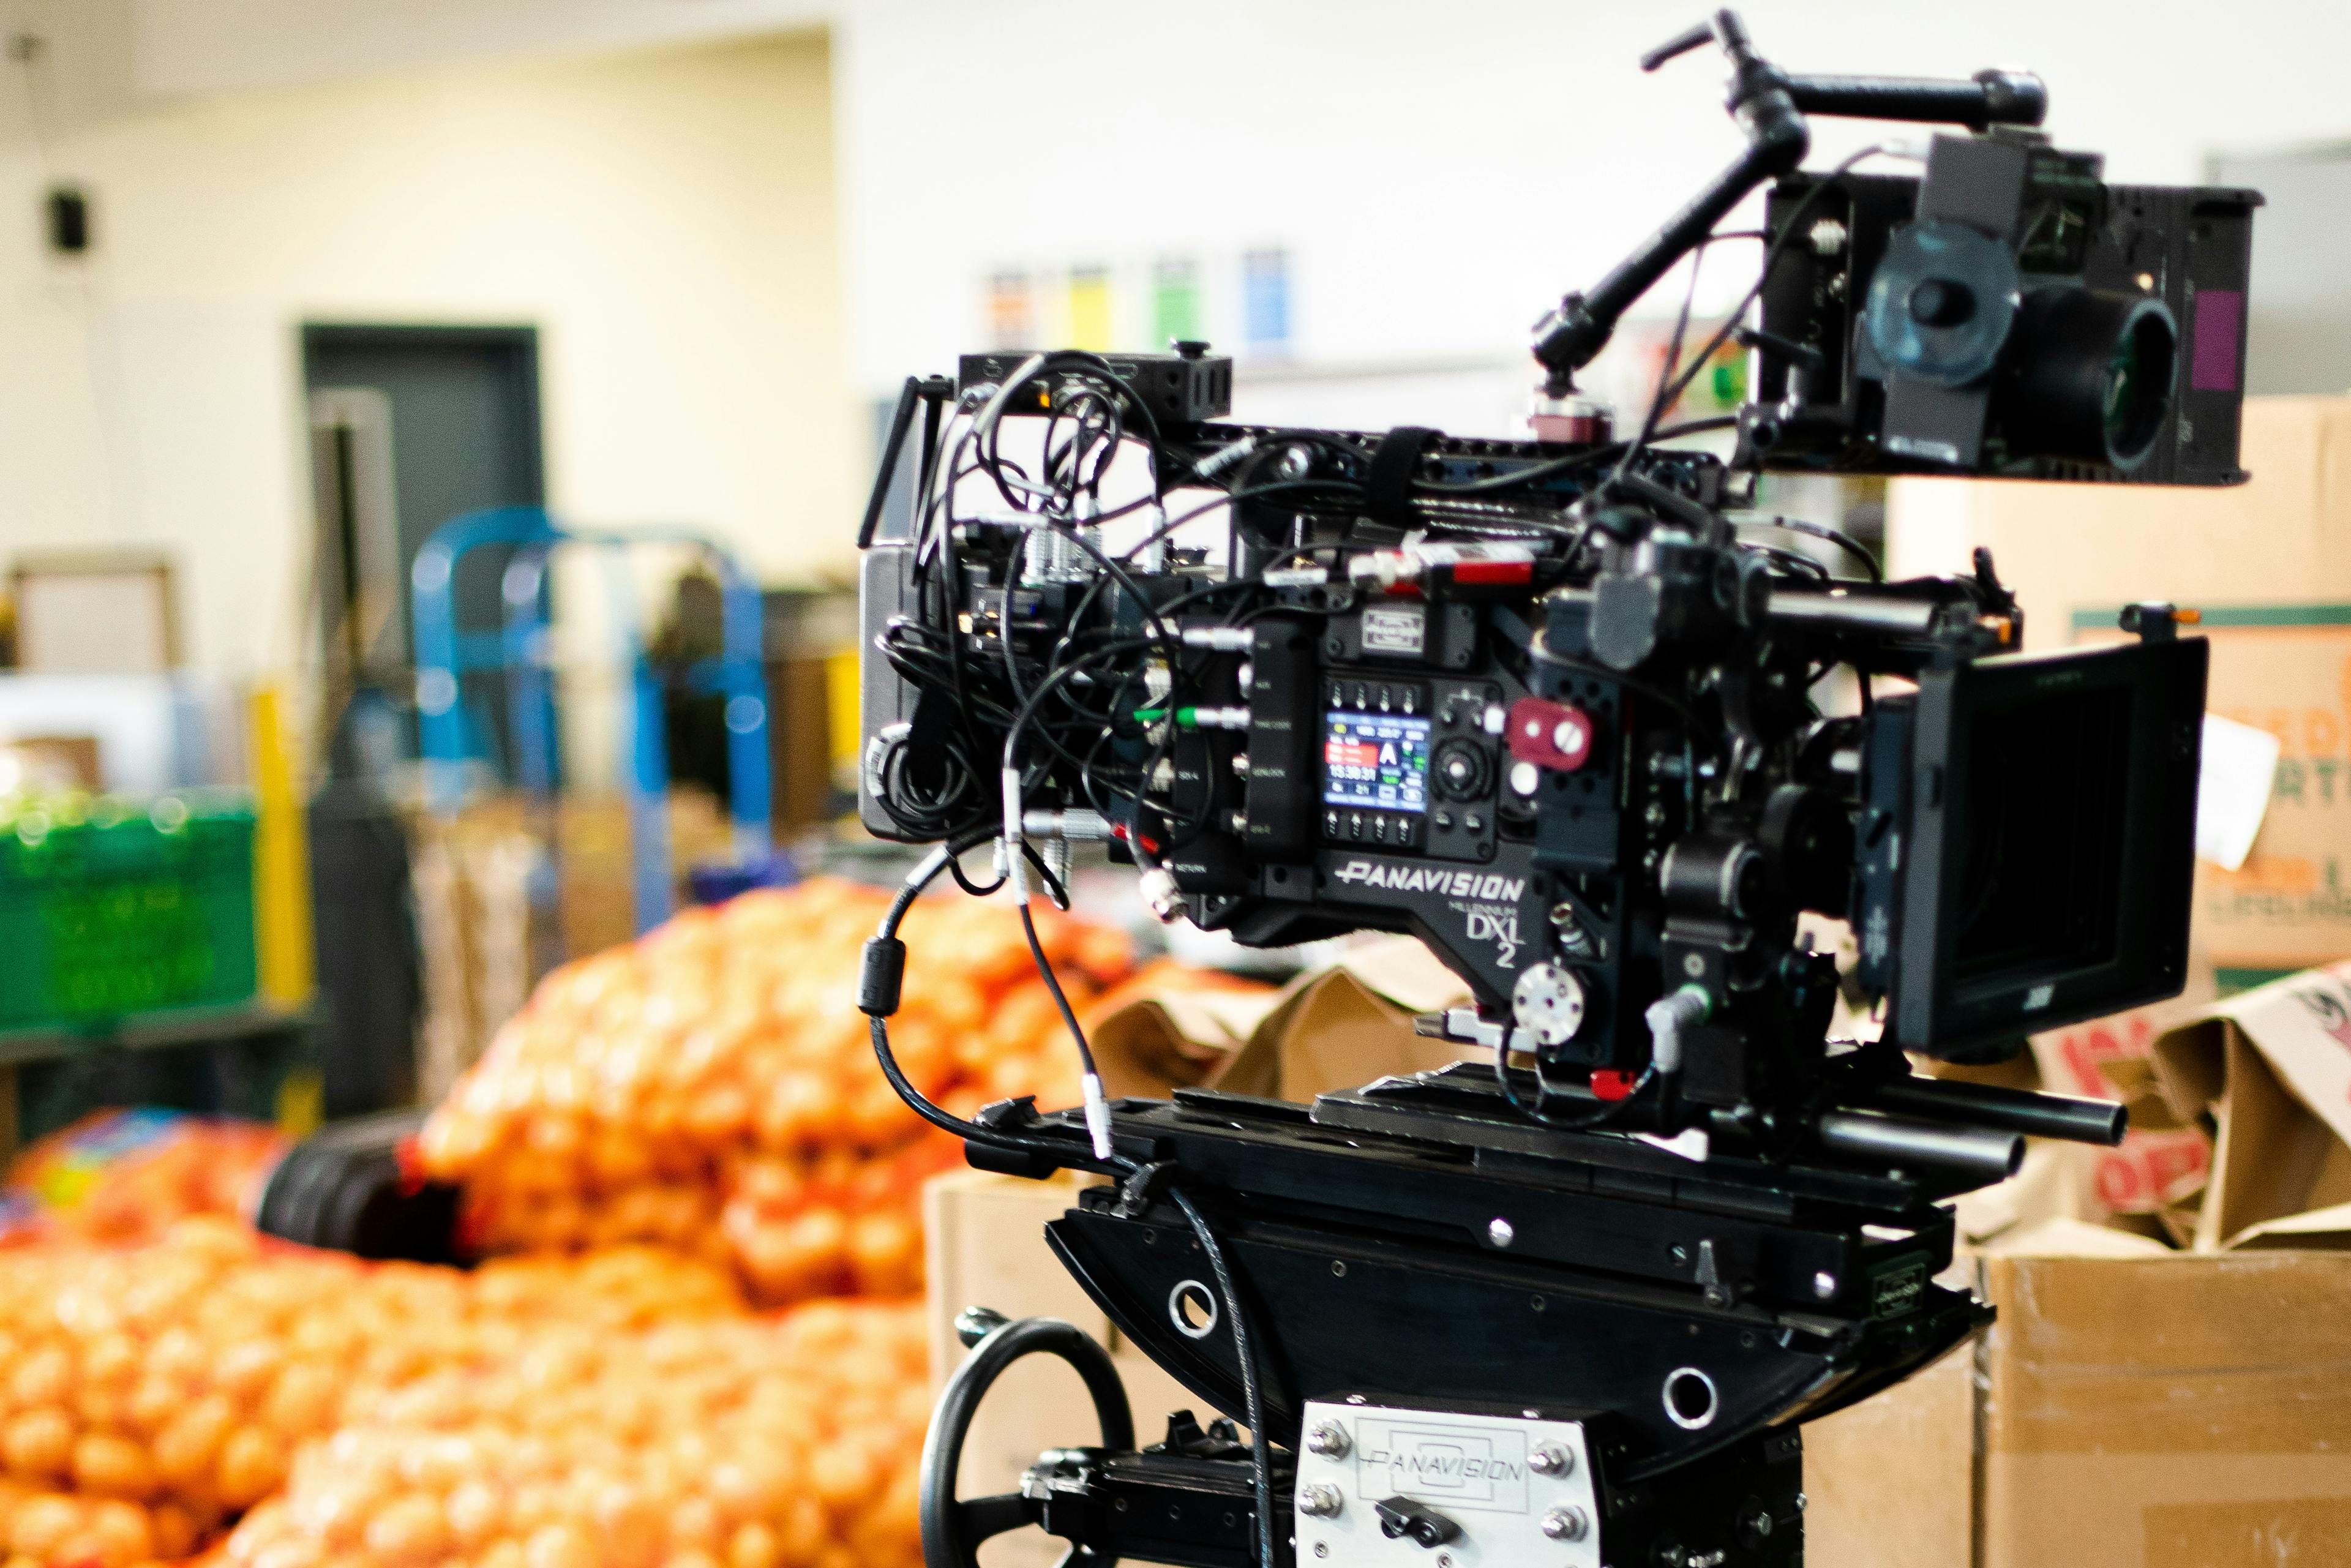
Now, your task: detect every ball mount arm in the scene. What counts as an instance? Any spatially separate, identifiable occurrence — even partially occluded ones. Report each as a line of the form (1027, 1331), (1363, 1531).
(1529, 8), (2047, 396)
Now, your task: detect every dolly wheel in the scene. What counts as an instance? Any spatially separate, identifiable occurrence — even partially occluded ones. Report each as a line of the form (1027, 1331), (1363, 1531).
(920, 1310), (1136, 1568)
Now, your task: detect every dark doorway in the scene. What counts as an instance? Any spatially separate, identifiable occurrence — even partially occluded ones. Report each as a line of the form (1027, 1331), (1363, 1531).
(303, 324), (546, 672)
(300, 324), (546, 1119)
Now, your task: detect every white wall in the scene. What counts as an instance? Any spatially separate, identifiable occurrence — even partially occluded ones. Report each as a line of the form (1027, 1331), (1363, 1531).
(128, 0), (829, 100)
(5, 0), (2350, 681)
(0, 29), (855, 680)
(834, 0), (2351, 396)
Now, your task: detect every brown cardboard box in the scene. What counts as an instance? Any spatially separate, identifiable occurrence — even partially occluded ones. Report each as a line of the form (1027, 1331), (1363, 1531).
(1888, 397), (2351, 648)
(1088, 934), (1470, 1104)
(1889, 396), (2351, 972)
(1976, 1247), (2351, 1567)
(1086, 983), (1283, 1100)
(1812, 965), (2351, 1567)
(1802, 1349), (1974, 1568)
(1805, 1242), (2351, 1568)
(2152, 961), (2351, 1248)
(2028, 988), (2218, 1225)
(2139, 619), (2351, 974)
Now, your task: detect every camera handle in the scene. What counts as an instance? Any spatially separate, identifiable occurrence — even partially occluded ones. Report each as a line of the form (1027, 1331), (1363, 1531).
(1530, 8), (2047, 396)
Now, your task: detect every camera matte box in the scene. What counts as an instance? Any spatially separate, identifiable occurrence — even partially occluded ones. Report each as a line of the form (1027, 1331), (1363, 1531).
(1856, 635), (2209, 1056)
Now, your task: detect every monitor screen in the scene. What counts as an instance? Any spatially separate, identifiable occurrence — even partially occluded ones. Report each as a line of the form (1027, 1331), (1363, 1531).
(1323, 710), (1431, 814)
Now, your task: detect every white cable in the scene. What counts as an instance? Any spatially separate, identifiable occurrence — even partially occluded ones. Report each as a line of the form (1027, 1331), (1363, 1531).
(1643, 985), (1711, 1075)
(882, 844), (953, 938)
(1081, 1071), (1113, 1161)
(999, 767), (1027, 902)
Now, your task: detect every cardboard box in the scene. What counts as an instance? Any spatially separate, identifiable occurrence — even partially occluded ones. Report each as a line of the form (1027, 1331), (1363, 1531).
(1889, 396), (2351, 972)
(1802, 1348), (1974, 1568)
(2028, 988), (2217, 1231)
(2152, 960), (2351, 1248)
(1090, 934), (1469, 1103)
(1848, 1247), (2351, 1568)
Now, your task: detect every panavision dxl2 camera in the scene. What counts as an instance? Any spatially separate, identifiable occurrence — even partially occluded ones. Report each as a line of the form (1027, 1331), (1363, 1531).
(850, 13), (2255, 1568)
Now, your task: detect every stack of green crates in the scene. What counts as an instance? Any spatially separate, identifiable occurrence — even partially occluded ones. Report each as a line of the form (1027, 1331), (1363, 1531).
(0, 799), (258, 1033)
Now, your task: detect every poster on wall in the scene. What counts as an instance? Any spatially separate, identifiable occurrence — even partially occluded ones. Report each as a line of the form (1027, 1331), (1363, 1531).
(975, 249), (1292, 358)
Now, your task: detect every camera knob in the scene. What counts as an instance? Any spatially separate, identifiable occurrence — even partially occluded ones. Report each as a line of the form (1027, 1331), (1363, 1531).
(1512, 963), (1588, 1047)
(1433, 739), (1491, 801)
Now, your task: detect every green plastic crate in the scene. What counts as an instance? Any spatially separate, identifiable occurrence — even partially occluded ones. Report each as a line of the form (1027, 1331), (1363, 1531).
(0, 801), (258, 1032)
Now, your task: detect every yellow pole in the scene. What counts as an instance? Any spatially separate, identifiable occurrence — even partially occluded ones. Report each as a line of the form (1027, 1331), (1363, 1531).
(249, 681), (315, 1007)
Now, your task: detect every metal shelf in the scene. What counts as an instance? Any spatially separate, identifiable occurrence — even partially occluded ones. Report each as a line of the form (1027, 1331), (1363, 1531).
(0, 1000), (316, 1070)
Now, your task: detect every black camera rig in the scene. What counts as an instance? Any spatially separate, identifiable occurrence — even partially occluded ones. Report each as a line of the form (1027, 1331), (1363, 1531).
(852, 15), (2254, 1568)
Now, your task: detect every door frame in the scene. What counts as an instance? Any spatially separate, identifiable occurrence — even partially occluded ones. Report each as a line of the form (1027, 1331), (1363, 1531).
(299, 322), (547, 505)
(299, 322), (550, 778)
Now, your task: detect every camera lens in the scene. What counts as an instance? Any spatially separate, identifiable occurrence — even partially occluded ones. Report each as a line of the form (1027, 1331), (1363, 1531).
(2004, 288), (2178, 469)
(1906, 277), (1976, 328)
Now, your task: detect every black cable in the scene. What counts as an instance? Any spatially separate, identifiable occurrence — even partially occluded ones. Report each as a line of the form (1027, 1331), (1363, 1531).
(1105, 480), (1368, 581)
(1736, 514), (1883, 581)
(870, 839), (1277, 1568)
(868, 834), (1125, 1169)
(1745, 542), (1833, 583)
(1629, 220), (1712, 467)
(1493, 1051), (1658, 1131)
(1167, 1187), (1278, 1568)
(947, 849), (1007, 899)
(1019, 901), (1095, 1081)
(1641, 145), (1890, 449)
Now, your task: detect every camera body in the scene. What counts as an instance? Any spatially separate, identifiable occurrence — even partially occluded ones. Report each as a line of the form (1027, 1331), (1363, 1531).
(856, 18), (2254, 1568)
(861, 410), (2208, 1157)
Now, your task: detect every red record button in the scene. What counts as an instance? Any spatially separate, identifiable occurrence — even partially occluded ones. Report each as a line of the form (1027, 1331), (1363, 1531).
(1589, 1069), (1640, 1102)
(1505, 696), (1595, 771)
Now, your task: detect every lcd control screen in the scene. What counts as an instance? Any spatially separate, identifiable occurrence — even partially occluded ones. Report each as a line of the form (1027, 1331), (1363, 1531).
(1323, 711), (1431, 813)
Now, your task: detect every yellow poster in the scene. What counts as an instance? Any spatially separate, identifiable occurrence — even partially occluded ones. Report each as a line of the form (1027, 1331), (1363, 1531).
(1067, 266), (1112, 352)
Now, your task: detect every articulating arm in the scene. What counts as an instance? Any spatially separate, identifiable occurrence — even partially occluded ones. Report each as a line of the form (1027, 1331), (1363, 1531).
(1529, 8), (2045, 396)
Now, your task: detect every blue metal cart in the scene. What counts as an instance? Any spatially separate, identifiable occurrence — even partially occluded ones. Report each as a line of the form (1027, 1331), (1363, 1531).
(410, 506), (773, 939)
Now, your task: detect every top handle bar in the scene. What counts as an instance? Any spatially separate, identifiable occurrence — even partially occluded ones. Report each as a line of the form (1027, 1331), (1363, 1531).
(1531, 10), (2047, 392)
(1782, 70), (2045, 131)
